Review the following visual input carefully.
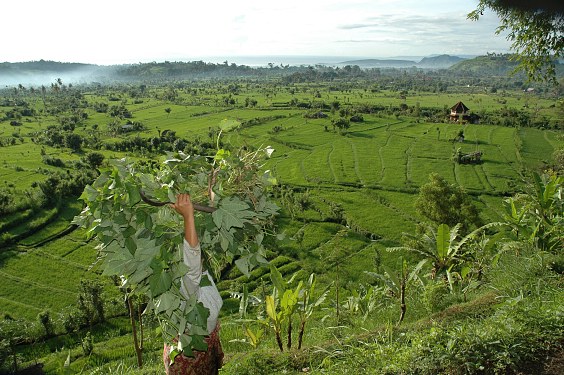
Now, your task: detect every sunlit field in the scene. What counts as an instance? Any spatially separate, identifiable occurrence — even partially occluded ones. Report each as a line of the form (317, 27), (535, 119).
(0, 72), (562, 374)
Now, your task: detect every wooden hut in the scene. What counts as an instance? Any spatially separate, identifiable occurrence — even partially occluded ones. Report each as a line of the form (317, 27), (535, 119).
(449, 101), (480, 124)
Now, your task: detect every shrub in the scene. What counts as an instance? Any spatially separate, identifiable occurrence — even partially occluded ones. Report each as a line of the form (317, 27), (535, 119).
(81, 332), (94, 356)
(421, 279), (450, 313)
(415, 173), (481, 233)
(83, 152), (105, 169)
(42, 155), (66, 168)
(0, 189), (13, 214)
(37, 310), (55, 337)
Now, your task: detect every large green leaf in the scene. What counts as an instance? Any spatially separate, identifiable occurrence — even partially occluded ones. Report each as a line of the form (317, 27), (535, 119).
(186, 303), (210, 335)
(269, 264), (286, 294)
(102, 242), (134, 276)
(155, 291), (180, 314)
(235, 256), (251, 277)
(125, 181), (141, 206)
(133, 237), (161, 269)
(149, 270), (172, 297)
(128, 267), (153, 285)
(265, 295), (277, 322)
(212, 197), (254, 230)
(436, 223), (450, 260)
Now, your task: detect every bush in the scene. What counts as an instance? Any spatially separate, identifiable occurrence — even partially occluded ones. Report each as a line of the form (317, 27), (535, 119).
(81, 332), (94, 356)
(37, 310), (55, 338)
(83, 152), (105, 169)
(421, 279), (450, 313)
(42, 155), (66, 168)
(0, 189), (13, 214)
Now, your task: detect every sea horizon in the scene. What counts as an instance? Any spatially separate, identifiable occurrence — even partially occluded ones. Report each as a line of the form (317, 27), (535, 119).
(2, 53), (480, 68)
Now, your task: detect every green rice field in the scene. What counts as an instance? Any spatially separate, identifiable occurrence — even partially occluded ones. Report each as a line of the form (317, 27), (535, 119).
(0, 78), (562, 374)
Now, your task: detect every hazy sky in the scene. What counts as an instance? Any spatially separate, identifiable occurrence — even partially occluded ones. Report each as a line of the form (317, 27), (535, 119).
(2, 0), (511, 65)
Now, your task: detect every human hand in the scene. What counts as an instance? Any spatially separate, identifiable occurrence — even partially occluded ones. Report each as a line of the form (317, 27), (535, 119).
(171, 193), (194, 219)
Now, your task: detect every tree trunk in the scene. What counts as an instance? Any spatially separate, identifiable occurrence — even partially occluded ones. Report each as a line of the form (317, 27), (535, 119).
(11, 340), (18, 373)
(127, 296), (143, 368)
(298, 320), (306, 350)
(275, 330), (284, 352)
(287, 320), (292, 350)
(398, 279), (406, 324)
(138, 302), (144, 350)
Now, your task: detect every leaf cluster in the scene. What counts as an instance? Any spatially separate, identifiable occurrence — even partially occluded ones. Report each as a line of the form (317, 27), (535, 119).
(468, 0), (564, 83)
(72, 145), (280, 354)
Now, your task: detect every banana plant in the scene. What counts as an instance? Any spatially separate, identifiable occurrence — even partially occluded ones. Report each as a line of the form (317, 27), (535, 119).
(367, 257), (426, 324)
(264, 265), (332, 351)
(265, 264), (301, 351)
(503, 172), (563, 252)
(342, 284), (382, 321)
(241, 324), (263, 349)
(449, 230), (506, 301)
(389, 222), (503, 279)
(297, 273), (330, 349)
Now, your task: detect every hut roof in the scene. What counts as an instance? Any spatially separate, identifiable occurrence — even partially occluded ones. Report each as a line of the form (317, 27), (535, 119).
(451, 101), (469, 112)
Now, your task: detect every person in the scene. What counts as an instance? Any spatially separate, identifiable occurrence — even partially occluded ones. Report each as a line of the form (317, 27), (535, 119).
(163, 193), (224, 375)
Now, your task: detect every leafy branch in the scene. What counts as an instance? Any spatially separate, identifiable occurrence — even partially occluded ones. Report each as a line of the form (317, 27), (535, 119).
(72, 145), (279, 357)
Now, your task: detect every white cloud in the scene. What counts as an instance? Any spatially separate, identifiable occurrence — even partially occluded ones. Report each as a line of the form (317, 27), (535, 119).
(1, 0), (511, 64)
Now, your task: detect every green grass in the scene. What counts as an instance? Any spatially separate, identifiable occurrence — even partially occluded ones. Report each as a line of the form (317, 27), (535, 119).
(0, 81), (562, 374)
(0, 249), (97, 320)
(18, 200), (83, 246)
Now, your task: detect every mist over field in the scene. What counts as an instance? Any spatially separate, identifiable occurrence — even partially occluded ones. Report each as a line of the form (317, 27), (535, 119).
(0, 54), (483, 87)
(0, 64), (109, 86)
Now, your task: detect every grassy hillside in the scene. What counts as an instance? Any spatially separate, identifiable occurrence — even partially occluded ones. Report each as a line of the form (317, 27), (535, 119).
(0, 74), (562, 374)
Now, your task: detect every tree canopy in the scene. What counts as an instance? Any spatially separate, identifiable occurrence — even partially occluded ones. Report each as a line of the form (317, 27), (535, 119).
(468, 0), (564, 83)
(415, 173), (482, 233)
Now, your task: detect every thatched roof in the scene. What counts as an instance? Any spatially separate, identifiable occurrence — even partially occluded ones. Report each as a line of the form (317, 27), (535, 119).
(451, 101), (469, 113)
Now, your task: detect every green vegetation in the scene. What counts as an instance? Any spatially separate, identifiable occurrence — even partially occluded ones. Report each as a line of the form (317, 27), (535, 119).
(469, 1), (563, 83)
(0, 62), (562, 374)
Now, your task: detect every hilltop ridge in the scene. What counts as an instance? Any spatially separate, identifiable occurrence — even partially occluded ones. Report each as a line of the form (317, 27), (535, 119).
(339, 54), (466, 68)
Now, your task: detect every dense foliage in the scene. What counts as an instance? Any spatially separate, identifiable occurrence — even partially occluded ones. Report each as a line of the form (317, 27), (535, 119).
(72, 144), (279, 356)
(469, 0), (564, 83)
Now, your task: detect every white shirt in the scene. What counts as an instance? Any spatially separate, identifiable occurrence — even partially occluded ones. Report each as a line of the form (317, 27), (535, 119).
(179, 239), (223, 335)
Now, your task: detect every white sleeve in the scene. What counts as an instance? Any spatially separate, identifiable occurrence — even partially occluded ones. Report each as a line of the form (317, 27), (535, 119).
(180, 239), (202, 297)
(199, 272), (223, 334)
(179, 240), (223, 335)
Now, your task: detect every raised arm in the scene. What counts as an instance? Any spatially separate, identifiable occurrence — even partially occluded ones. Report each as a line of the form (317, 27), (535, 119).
(171, 193), (199, 248)
(171, 194), (202, 296)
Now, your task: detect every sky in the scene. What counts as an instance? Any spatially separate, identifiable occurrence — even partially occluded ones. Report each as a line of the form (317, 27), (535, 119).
(1, 0), (512, 66)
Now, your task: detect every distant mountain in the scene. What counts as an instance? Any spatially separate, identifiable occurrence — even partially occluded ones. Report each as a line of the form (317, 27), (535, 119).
(448, 54), (521, 76)
(336, 58), (417, 68)
(0, 60), (97, 72)
(338, 54), (465, 69)
(417, 54), (466, 68)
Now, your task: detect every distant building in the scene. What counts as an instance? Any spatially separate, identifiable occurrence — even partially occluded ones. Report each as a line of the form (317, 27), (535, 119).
(449, 101), (480, 124)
